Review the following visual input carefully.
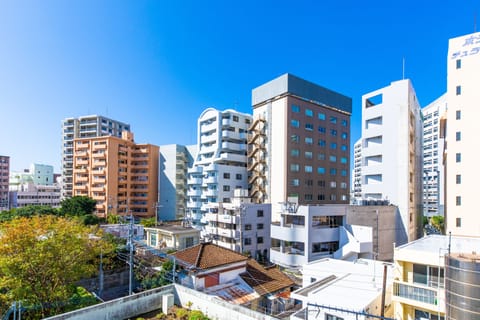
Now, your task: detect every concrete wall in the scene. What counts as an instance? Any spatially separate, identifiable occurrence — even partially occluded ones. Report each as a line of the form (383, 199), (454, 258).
(347, 205), (397, 261)
(44, 286), (175, 320)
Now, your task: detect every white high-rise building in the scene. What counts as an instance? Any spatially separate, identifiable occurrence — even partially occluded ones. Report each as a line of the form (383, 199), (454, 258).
(360, 79), (423, 244)
(159, 144), (196, 221)
(445, 32), (480, 236)
(186, 108), (252, 228)
(352, 138), (362, 203)
(422, 94), (447, 218)
(61, 115), (130, 199)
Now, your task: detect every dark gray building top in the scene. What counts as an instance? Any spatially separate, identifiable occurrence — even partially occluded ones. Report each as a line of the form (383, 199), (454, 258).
(252, 73), (352, 114)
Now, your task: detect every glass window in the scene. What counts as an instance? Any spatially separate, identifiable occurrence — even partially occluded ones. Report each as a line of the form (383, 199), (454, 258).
(223, 185), (230, 191)
(292, 105), (300, 113)
(456, 85), (461, 95)
(330, 142), (337, 149)
(456, 196), (461, 206)
(257, 210), (264, 217)
(291, 149), (299, 157)
(305, 151), (313, 159)
(318, 194), (325, 200)
(305, 165), (313, 173)
(291, 179), (300, 186)
(456, 110), (461, 120)
(330, 129), (337, 136)
(456, 131), (461, 141)
(456, 59), (461, 69)
(330, 116), (337, 124)
(318, 126), (326, 134)
(290, 164), (300, 172)
(341, 119), (348, 127)
(291, 119), (300, 128)
(305, 123), (314, 131)
(341, 170), (347, 176)
(318, 113), (326, 120)
(257, 223), (264, 230)
(456, 174), (461, 184)
(317, 167), (325, 174)
(244, 238), (252, 245)
(304, 194), (313, 201)
(291, 135), (299, 143)
(257, 237), (264, 244)
(305, 137), (313, 145)
(329, 155), (337, 162)
(318, 139), (326, 147)
(341, 144), (348, 151)
(340, 157), (347, 164)
(317, 153), (325, 160)
(245, 224), (252, 230)
(236, 173), (242, 180)
(223, 173), (230, 179)
(341, 132), (348, 139)
(456, 217), (461, 227)
(305, 109), (313, 117)
(456, 153), (461, 163)
(330, 168), (337, 175)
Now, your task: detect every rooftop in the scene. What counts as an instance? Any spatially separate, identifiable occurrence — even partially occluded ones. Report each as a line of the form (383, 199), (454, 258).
(395, 234), (480, 255)
(145, 224), (200, 234)
(292, 258), (393, 311)
(251, 73), (352, 114)
(173, 242), (248, 270)
(240, 260), (295, 296)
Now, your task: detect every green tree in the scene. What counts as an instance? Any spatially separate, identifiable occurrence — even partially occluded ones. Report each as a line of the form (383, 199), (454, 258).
(431, 215), (445, 233)
(0, 205), (59, 223)
(0, 215), (114, 318)
(140, 217), (157, 227)
(60, 196), (96, 217)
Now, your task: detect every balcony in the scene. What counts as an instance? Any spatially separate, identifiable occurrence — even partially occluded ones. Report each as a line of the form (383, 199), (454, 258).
(187, 189), (202, 197)
(91, 186), (105, 192)
(205, 189), (218, 197)
(187, 177), (202, 185)
(93, 152), (106, 158)
(187, 201), (202, 209)
(393, 281), (444, 312)
(75, 176), (88, 182)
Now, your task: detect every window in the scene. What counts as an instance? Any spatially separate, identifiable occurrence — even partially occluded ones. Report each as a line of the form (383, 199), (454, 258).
(456, 131), (461, 141)
(291, 179), (300, 186)
(305, 165), (313, 173)
(318, 194), (325, 200)
(223, 173), (230, 179)
(330, 181), (337, 188)
(456, 110), (461, 120)
(330, 116), (337, 124)
(329, 155), (337, 162)
(236, 173), (242, 180)
(305, 109), (313, 117)
(291, 149), (299, 157)
(326, 314), (344, 320)
(330, 129), (337, 136)
(304, 194), (313, 201)
(341, 119), (348, 127)
(257, 210), (264, 217)
(292, 105), (300, 113)
(340, 157), (347, 164)
(233, 115), (239, 122)
(318, 126), (326, 134)
(317, 167), (325, 174)
(341, 144), (348, 151)
(456, 217), (462, 227)
(291, 135), (299, 143)
(330, 194), (337, 201)
(244, 238), (252, 245)
(339, 169), (345, 176)
(305, 123), (314, 131)
(305, 137), (313, 145)
(223, 185), (230, 191)
(330, 168), (337, 175)
(456, 196), (461, 206)
(317, 153), (326, 160)
(456, 59), (461, 69)
(318, 180), (325, 187)
(456, 85), (461, 95)
(341, 132), (348, 139)
(257, 223), (264, 230)
(330, 142), (337, 149)
(340, 182), (347, 189)
(456, 174), (461, 184)
(257, 237), (264, 244)
(318, 139), (326, 147)
(456, 153), (461, 163)
(245, 224), (252, 231)
(290, 164), (300, 172)
(305, 151), (313, 159)
(291, 119), (300, 128)
(318, 113), (326, 120)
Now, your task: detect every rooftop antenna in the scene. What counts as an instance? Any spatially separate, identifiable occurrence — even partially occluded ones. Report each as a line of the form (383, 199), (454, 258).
(402, 57), (405, 80)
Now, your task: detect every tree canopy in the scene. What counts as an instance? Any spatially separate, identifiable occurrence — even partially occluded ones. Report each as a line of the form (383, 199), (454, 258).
(59, 196), (96, 217)
(0, 215), (114, 318)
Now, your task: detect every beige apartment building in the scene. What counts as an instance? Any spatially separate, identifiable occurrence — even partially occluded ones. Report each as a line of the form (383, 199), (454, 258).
(72, 132), (159, 219)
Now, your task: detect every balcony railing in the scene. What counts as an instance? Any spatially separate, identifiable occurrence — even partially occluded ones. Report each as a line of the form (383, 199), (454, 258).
(393, 281), (438, 306)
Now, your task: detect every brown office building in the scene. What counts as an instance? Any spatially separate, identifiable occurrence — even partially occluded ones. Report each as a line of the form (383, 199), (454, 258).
(249, 74), (352, 211)
(72, 132), (159, 219)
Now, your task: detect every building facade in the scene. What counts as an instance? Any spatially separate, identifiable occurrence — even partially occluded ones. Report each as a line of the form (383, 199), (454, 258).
(186, 108), (251, 228)
(422, 94), (447, 218)
(392, 235), (480, 320)
(0, 155), (9, 211)
(62, 115), (130, 199)
(10, 163), (55, 190)
(352, 138), (362, 203)
(444, 32), (480, 237)
(159, 144), (196, 221)
(360, 79), (423, 245)
(203, 189), (271, 261)
(9, 183), (61, 208)
(249, 74), (352, 220)
(270, 204), (373, 268)
(72, 131), (159, 219)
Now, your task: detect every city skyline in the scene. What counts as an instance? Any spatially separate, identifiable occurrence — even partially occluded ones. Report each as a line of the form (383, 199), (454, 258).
(1, 1), (479, 171)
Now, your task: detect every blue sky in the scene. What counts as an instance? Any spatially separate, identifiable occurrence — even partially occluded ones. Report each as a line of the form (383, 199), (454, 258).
(1, 0), (479, 172)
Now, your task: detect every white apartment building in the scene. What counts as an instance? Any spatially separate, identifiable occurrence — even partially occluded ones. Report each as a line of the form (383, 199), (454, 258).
(10, 163), (55, 190)
(159, 144), (196, 221)
(360, 79), (423, 245)
(352, 138), (362, 203)
(61, 115), (130, 199)
(186, 108), (251, 229)
(203, 189), (271, 261)
(270, 203), (372, 269)
(422, 94), (447, 218)
(250, 74), (352, 221)
(444, 32), (480, 237)
(393, 235), (480, 320)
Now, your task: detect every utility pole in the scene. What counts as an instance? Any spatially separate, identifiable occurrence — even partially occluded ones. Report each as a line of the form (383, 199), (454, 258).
(380, 264), (388, 317)
(127, 203), (134, 295)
